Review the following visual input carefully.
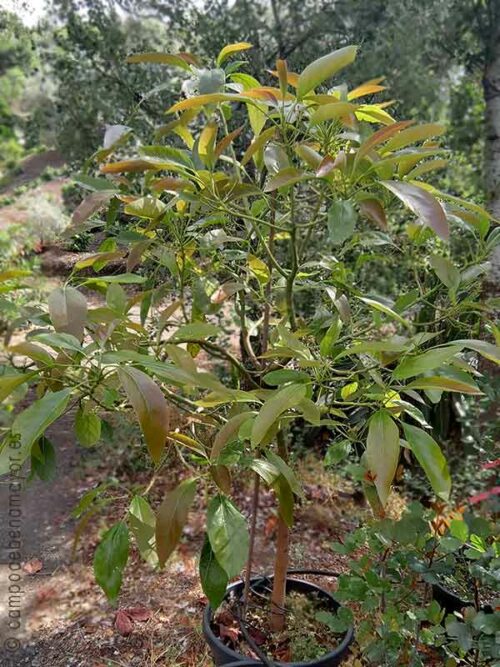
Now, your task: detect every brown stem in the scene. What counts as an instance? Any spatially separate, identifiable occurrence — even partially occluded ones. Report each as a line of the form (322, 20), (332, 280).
(270, 431), (290, 632)
(243, 473), (261, 612)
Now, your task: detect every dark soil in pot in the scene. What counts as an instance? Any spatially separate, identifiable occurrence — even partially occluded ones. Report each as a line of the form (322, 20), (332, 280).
(432, 559), (495, 614)
(432, 581), (494, 615)
(203, 577), (354, 666)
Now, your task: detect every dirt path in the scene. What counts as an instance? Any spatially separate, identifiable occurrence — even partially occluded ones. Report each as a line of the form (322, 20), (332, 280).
(0, 412), (82, 665)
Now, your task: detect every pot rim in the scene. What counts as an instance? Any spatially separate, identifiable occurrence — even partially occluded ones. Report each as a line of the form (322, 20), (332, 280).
(203, 575), (355, 667)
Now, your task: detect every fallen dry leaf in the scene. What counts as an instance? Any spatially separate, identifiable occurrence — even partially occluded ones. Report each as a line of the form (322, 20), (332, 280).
(124, 606), (152, 622)
(22, 558), (43, 574)
(219, 623), (239, 644)
(114, 610), (134, 636)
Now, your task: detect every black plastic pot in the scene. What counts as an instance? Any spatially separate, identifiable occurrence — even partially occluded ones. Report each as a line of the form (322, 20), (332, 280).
(432, 582), (494, 615)
(203, 577), (355, 667)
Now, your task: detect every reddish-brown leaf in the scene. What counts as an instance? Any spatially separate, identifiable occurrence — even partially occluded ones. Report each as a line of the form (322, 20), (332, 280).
(114, 610), (134, 636)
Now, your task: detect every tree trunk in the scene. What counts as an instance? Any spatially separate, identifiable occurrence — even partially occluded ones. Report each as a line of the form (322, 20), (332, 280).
(483, 16), (500, 286)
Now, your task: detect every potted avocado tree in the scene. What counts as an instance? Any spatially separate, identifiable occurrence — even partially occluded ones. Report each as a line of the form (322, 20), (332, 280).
(1, 42), (499, 665)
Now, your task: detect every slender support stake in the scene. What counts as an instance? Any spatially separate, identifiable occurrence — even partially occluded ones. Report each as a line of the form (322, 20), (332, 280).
(270, 431), (290, 632)
(243, 473), (261, 612)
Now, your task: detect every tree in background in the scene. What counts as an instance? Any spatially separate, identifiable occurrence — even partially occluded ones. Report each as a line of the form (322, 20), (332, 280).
(0, 10), (38, 171)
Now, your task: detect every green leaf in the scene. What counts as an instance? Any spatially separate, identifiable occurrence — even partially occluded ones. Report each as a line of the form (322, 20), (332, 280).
(264, 167), (307, 192)
(381, 180), (449, 241)
(383, 123), (445, 153)
(199, 534), (228, 609)
(156, 478), (197, 567)
(0, 388), (72, 475)
(48, 286), (88, 341)
(250, 383), (307, 446)
(402, 423), (451, 501)
(393, 345), (462, 379)
(83, 273), (147, 285)
(274, 474), (294, 527)
(263, 369), (310, 386)
(250, 458), (280, 485)
(406, 376), (482, 394)
(75, 408), (102, 447)
(0, 370), (36, 403)
(358, 297), (410, 329)
(327, 200), (357, 245)
(8, 342), (55, 366)
(124, 196), (167, 220)
(30, 437), (56, 482)
(128, 495), (158, 567)
(171, 322), (220, 340)
(266, 450), (303, 497)
(341, 382), (358, 400)
(449, 518), (469, 543)
(216, 42), (253, 67)
(211, 412), (255, 460)
(325, 440), (351, 466)
(33, 332), (82, 352)
(93, 522), (129, 603)
(365, 410), (400, 506)
(429, 255), (460, 291)
(207, 495), (249, 578)
(320, 317), (342, 357)
(106, 283), (127, 315)
(453, 339), (500, 365)
(248, 255), (270, 285)
(297, 45), (358, 99)
(118, 367), (170, 463)
(309, 102), (357, 125)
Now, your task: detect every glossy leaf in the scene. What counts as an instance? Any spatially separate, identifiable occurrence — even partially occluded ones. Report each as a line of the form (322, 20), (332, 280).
(359, 199), (387, 230)
(309, 102), (356, 125)
(403, 423), (451, 500)
(297, 45), (358, 99)
(124, 196), (167, 220)
(453, 339), (500, 365)
(216, 42), (253, 67)
(93, 522), (129, 603)
(211, 412), (254, 460)
(118, 367), (169, 463)
(156, 478), (197, 567)
(358, 296), (410, 328)
(128, 496), (157, 567)
(381, 180), (449, 241)
(0, 388), (71, 475)
(0, 371), (36, 403)
(167, 93), (242, 115)
(199, 534), (228, 609)
(383, 123), (445, 153)
(355, 120), (414, 165)
(264, 167), (306, 192)
(251, 384), (307, 446)
(207, 495), (249, 578)
(407, 376), (482, 394)
(393, 345), (462, 380)
(365, 410), (400, 506)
